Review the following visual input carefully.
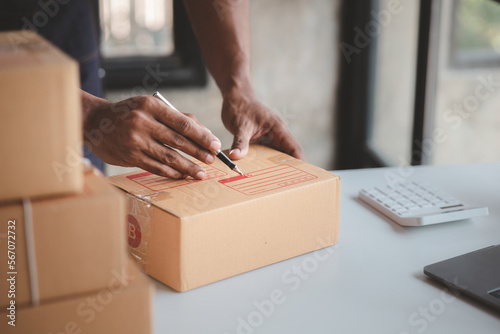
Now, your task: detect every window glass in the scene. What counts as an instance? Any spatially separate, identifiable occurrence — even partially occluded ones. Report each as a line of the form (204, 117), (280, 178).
(451, 0), (500, 67)
(367, 0), (420, 166)
(100, 0), (174, 58)
(431, 0), (500, 164)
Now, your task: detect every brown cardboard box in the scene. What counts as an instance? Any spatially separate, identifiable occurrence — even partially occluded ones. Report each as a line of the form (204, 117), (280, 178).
(108, 145), (341, 292)
(0, 170), (128, 308)
(1, 259), (153, 334)
(0, 30), (83, 202)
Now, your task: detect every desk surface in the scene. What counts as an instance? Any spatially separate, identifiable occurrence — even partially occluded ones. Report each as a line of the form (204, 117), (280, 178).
(153, 162), (500, 334)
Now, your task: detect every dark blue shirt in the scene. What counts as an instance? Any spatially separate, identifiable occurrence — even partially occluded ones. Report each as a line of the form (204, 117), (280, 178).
(0, 0), (103, 169)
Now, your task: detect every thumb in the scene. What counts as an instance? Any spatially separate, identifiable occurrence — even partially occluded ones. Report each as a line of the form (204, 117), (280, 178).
(229, 128), (252, 160)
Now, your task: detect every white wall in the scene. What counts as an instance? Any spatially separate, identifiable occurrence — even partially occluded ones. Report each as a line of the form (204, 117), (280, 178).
(431, 0), (500, 165)
(105, 0), (339, 176)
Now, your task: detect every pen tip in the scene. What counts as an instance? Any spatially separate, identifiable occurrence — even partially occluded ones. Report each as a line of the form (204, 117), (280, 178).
(235, 167), (244, 176)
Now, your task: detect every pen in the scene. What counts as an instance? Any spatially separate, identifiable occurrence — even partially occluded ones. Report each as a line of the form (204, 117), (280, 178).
(153, 91), (244, 176)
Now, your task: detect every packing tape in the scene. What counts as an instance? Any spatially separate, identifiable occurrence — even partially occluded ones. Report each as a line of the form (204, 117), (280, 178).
(22, 198), (40, 306)
(126, 193), (153, 271)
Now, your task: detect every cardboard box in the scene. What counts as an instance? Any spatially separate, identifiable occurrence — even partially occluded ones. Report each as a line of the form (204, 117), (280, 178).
(0, 170), (128, 308)
(108, 145), (341, 292)
(0, 30), (82, 202)
(0, 259), (153, 334)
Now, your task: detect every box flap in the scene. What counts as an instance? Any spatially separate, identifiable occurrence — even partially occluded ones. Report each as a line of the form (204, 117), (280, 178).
(0, 30), (74, 71)
(108, 145), (339, 218)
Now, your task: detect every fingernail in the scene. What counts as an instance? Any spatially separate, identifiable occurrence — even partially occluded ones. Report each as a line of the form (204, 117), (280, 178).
(206, 154), (215, 164)
(195, 171), (206, 180)
(210, 139), (221, 151)
(229, 148), (240, 157)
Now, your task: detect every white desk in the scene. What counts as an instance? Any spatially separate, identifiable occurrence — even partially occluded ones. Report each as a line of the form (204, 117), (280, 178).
(153, 163), (500, 333)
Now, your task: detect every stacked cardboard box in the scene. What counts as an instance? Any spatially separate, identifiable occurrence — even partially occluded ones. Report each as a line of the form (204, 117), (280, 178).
(0, 31), (153, 333)
(0, 258), (153, 333)
(0, 31), (82, 202)
(109, 145), (341, 292)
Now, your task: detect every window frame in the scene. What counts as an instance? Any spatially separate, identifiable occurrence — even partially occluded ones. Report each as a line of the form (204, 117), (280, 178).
(335, 0), (383, 169)
(91, 0), (207, 90)
(335, 0), (441, 169)
(448, 0), (500, 69)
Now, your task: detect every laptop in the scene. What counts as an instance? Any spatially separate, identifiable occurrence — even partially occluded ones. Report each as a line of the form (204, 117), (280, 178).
(424, 244), (500, 312)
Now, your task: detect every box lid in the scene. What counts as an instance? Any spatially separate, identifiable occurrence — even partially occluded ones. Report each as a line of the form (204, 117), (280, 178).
(0, 30), (75, 71)
(107, 145), (339, 218)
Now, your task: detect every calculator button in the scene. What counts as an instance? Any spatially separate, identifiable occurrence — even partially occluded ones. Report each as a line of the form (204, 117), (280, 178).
(359, 181), (488, 226)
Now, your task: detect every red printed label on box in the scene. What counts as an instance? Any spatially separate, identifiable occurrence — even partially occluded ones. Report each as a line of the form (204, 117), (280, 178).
(126, 163), (227, 191)
(127, 214), (141, 248)
(218, 164), (317, 195)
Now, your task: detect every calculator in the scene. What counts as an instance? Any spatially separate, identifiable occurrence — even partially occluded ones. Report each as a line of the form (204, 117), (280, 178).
(359, 181), (489, 226)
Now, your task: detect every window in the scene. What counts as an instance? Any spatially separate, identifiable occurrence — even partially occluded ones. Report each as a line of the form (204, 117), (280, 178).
(431, 0), (500, 165)
(92, 0), (206, 89)
(450, 0), (500, 68)
(336, 0), (500, 169)
(366, 0), (420, 166)
(100, 0), (174, 58)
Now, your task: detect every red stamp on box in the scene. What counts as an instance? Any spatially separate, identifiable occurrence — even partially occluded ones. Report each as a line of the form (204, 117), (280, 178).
(127, 214), (141, 248)
(218, 164), (317, 195)
(126, 163), (227, 191)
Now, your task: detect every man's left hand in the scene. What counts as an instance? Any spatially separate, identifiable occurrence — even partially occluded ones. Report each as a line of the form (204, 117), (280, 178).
(221, 89), (305, 161)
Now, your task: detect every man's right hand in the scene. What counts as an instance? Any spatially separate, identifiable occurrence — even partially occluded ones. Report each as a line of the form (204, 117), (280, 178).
(81, 91), (221, 179)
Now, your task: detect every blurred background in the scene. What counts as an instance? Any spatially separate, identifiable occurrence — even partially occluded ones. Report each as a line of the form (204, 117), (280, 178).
(95, 0), (500, 176)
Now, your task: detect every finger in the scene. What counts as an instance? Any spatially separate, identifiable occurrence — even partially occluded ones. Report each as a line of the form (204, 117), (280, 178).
(229, 127), (253, 160)
(184, 113), (213, 134)
(146, 141), (207, 180)
(263, 124), (306, 161)
(151, 99), (221, 152)
(278, 137), (306, 161)
(149, 120), (216, 165)
(182, 113), (214, 136)
(183, 113), (198, 122)
(134, 153), (185, 179)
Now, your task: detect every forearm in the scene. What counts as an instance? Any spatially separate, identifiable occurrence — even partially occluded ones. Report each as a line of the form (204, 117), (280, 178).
(80, 89), (108, 130)
(183, 0), (254, 96)
(183, 0), (305, 160)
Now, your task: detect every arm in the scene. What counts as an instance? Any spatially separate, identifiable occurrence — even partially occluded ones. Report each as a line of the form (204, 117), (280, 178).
(183, 0), (305, 160)
(81, 90), (221, 179)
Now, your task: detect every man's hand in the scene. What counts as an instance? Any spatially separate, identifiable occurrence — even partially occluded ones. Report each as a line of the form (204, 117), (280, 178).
(222, 89), (305, 161)
(82, 91), (221, 179)
(183, 0), (304, 161)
